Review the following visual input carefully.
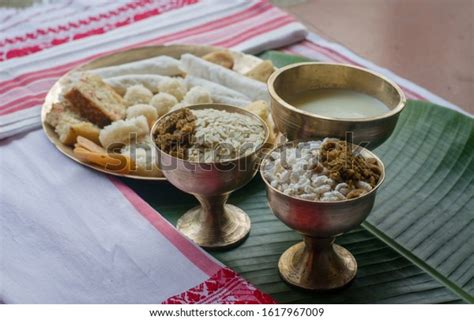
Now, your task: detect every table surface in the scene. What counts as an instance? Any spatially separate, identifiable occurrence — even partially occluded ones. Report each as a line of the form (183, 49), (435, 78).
(272, 0), (473, 113)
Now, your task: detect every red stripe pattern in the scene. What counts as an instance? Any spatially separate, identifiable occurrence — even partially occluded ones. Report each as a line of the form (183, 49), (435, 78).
(0, 0), (198, 61)
(0, 1), (283, 117)
(163, 267), (276, 304)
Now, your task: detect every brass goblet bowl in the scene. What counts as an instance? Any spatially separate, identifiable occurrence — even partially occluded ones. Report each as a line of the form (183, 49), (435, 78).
(151, 104), (269, 249)
(267, 62), (406, 149)
(260, 141), (385, 290)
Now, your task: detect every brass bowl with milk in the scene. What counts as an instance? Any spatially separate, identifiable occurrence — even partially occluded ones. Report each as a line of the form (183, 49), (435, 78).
(263, 62), (406, 290)
(267, 62), (406, 149)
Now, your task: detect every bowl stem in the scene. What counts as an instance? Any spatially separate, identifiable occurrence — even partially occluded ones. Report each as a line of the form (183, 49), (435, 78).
(278, 235), (357, 290)
(176, 193), (251, 250)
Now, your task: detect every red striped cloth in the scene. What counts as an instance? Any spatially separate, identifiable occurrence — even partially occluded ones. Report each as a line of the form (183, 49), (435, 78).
(1, 129), (276, 304)
(0, 0), (308, 138)
(0, 0), (305, 304)
(0, 0), (468, 305)
(0, 0), (198, 61)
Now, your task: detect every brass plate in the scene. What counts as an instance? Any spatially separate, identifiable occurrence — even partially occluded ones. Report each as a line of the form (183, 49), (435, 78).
(41, 44), (265, 181)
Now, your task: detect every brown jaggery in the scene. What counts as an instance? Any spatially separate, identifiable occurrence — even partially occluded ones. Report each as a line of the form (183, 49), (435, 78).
(154, 109), (196, 159)
(320, 140), (381, 189)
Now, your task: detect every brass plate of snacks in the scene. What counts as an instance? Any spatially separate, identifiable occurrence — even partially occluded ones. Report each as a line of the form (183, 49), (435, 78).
(41, 44), (273, 181)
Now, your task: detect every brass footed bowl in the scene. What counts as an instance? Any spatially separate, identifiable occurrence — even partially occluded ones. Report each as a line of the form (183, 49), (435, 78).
(151, 104), (269, 249)
(261, 141), (385, 290)
(267, 62), (406, 149)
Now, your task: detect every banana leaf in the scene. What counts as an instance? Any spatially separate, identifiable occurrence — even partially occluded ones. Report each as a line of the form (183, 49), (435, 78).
(124, 52), (473, 304)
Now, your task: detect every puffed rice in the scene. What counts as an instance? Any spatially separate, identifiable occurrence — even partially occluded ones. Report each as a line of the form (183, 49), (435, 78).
(262, 139), (379, 202)
(187, 109), (265, 162)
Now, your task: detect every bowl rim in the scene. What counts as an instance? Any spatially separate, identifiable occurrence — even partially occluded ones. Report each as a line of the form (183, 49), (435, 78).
(259, 139), (386, 204)
(150, 103), (270, 165)
(267, 62), (407, 122)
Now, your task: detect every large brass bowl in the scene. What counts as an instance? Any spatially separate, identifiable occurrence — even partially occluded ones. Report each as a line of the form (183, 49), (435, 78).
(261, 140), (385, 290)
(151, 104), (269, 249)
(267, 62), (406, 149)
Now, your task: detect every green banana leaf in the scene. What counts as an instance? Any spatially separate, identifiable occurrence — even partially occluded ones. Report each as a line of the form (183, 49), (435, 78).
(124, 52), (473, 304)
(259, 50), (313, 67)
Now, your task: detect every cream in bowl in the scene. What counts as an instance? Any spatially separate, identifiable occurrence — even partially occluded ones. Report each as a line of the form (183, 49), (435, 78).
(287, 88), (390, 119)
(267, 62), (406, 149)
